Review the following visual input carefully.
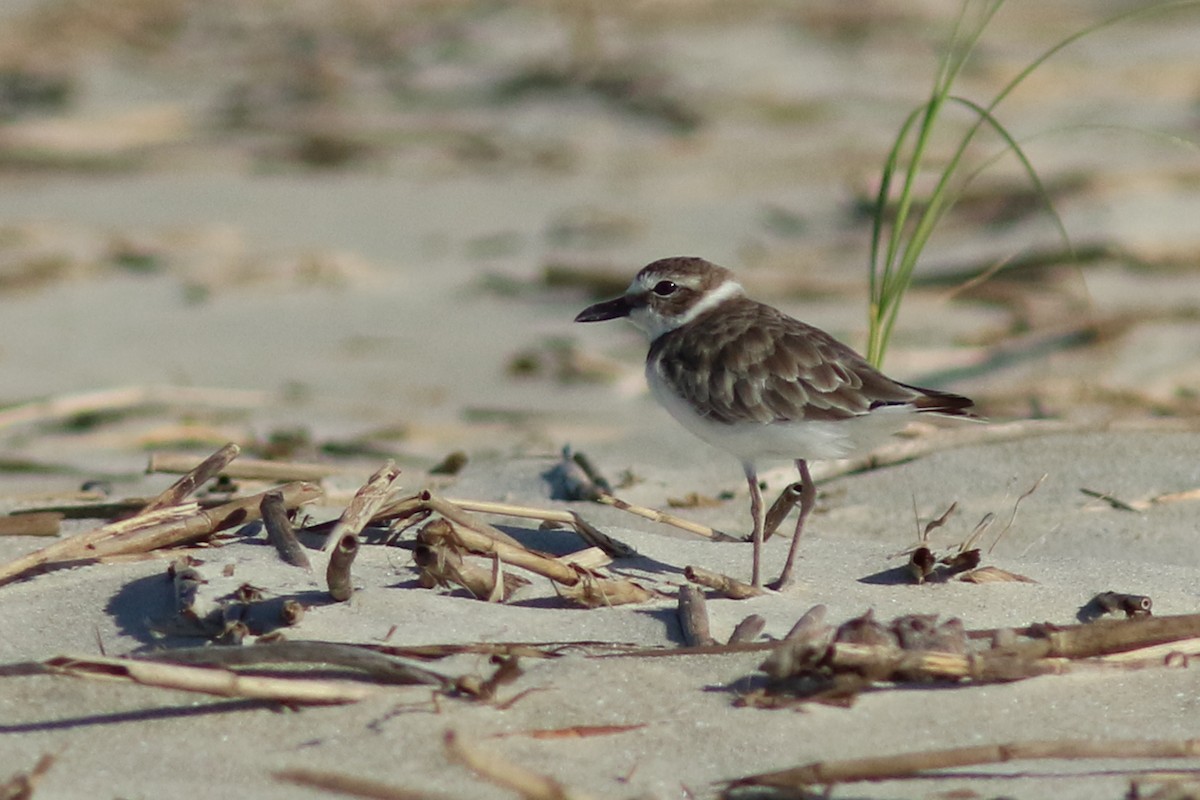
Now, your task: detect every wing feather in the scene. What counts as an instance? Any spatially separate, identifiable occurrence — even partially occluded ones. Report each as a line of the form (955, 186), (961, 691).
(648, 298), (961, 425)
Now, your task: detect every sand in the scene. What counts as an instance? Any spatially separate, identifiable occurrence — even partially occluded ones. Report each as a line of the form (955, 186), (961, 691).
(1, 3), (1199, 798)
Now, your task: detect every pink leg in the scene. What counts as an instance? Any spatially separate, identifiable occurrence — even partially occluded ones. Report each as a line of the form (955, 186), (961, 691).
(771, 459), (815, 590)
(744, 464), (764, 588)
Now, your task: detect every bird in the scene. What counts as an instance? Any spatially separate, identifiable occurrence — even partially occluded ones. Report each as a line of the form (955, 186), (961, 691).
(574, 256), (974, 589)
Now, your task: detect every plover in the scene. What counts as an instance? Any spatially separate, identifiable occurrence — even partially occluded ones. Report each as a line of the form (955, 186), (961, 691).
(575, 256), (974, 589)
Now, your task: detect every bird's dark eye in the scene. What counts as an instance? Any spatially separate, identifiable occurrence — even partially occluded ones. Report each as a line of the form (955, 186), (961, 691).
(652, 280), (677, 296)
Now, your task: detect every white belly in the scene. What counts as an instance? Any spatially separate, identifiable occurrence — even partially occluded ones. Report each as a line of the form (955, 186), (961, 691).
(646, 362), (915, 466)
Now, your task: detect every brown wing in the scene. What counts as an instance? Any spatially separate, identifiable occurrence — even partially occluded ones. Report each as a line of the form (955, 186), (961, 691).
(648, 298), (967, 425)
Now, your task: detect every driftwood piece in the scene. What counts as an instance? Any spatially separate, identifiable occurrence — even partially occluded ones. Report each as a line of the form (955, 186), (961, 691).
(321, 461), (402, 552)
(0, 482), (322, 587)
(260, 490), (311, 570)
(140, 442), (241, 513)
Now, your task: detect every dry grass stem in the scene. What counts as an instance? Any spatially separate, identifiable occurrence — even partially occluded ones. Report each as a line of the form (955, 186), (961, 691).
(594, 492), (737, 541)
(260, 489), (311, 570)
(0, 482), (322, 587)
(729, 738), (1200, 791)
(140, 442), (241, 513)
(275, 767), (452, 800)
(427, 517), (581, 586)
(422, 494), (525, 548)
(43, 654), (375, 704)
(445, 729), (598, 800)
(321, 461), (402, 552)
(684, 565), (764, 599)
(0, 385), (269, 430)
(0, 512), (62, 537)
(445, 498), (634, 558)
(677, 585), (715, 647)
(326, 534), (359, 602)
(137, 641), (452, 688)
(148, 453), (351, 482)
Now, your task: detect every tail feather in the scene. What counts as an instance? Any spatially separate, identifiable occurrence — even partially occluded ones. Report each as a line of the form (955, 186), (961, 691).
(883, 382), (976, 417)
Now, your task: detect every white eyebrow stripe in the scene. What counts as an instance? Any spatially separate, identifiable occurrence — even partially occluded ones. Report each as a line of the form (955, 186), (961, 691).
(673, 279), (744, 326)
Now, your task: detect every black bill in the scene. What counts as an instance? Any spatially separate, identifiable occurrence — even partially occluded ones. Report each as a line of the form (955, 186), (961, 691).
(574, 295), (634, 323)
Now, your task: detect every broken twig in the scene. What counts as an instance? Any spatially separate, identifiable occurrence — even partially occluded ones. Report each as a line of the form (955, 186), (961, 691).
(326, 534), (359, 602)
(677, 585), (715, 647)
(0, 482), (322, 587)
(141, 442), (241, 513)
(260, 490), (311, 570)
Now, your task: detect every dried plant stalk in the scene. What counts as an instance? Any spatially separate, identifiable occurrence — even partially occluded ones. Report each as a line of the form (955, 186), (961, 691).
(448, 498), (634, 558)
(594, 493), (737, 541)
(0, 482), (322, 587)
(260, 490), (311, 570)
(425, 517), (581, 586)
(326, 534), (359, 602)
(321, 461), (402, 552)
(0, 512), (62, 537)
(137, 641), (451, 688)
(559, 574), (657, 608)
(140, 442), (241, 513)
(684, 565), (764, 599)
(730, 737), (1200, 790)
(422, 495), (525, 548)
(677, 586), (715, 647)
(414, 536), (530, 601)
(43, 654), (374, 704)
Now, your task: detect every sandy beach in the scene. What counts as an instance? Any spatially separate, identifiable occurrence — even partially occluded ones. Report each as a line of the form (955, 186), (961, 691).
(1, 2), (1200, 798)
